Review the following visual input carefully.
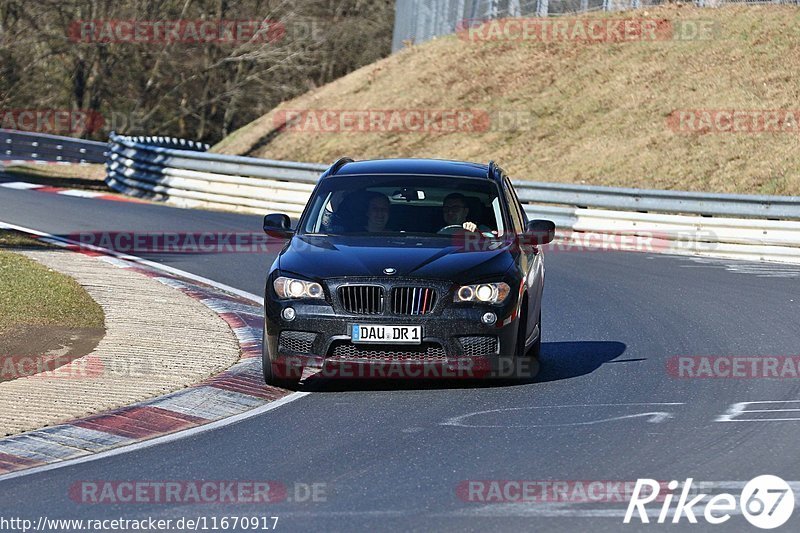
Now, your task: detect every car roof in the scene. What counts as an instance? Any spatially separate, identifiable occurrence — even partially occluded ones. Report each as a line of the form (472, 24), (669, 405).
(326, 158), (493, 179)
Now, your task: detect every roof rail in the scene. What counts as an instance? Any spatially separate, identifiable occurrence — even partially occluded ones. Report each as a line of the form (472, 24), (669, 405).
(330, 157), (354, 175)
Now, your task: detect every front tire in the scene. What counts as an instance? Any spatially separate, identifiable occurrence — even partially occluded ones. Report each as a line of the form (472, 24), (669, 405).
(529, 309), (542, 360)
(515, 308), (540, 380)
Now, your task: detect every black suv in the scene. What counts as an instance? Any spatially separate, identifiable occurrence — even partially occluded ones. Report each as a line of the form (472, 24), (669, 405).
(262, 158), (555, 387)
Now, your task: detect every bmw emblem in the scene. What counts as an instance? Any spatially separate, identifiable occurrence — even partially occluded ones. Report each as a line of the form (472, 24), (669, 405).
(383, 267), (397, 275)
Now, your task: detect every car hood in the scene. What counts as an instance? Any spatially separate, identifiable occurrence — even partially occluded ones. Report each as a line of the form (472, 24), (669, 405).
(277, 235), (516, 281)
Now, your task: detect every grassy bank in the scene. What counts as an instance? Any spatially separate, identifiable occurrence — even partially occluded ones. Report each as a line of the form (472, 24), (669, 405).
(214, 5), (800, 195)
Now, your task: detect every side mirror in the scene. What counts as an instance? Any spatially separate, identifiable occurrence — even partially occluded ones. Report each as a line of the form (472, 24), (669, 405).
(525, 219), (556, 245)
(263, 213), (294, 239)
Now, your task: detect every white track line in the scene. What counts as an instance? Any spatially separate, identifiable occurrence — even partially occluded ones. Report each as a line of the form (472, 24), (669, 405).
(0, 181), (45, 190)
(0, 219), (309, 483)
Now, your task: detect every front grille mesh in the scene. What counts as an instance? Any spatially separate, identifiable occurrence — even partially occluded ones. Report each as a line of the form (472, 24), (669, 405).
(458, 336), (499, 357)
(327, 341), (446, 362)
(278, 330), (316, 353)
(391, 287), (437, 315)
(338, 285), (384, 314)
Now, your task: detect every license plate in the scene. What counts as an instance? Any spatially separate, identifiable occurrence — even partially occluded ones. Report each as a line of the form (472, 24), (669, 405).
(351, 324), (422, 344)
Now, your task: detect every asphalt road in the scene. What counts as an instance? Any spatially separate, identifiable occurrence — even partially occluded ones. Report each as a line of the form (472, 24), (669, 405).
(2, 181), (800, 532)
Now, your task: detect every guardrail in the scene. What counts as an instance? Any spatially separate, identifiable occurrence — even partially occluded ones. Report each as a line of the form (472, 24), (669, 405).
(515, 182), (800, 220)
(0, 129), (107, 164)
(104, 133), (800, 264)
(107, 134), (800, 263)
(2, 132), (799, 264)
(106, 133), (321, 215)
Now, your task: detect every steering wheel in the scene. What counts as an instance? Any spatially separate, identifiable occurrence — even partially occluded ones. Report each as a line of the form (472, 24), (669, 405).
(437, 224), (466, 235)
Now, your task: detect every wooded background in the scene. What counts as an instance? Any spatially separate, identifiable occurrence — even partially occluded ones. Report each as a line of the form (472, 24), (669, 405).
(0, 0), (394, 142)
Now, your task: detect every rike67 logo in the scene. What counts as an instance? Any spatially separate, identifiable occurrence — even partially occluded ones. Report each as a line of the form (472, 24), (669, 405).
(624, 476), (795, 529)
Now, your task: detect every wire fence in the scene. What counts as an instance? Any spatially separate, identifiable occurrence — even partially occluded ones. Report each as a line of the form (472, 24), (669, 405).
(392, 0), (799, 50)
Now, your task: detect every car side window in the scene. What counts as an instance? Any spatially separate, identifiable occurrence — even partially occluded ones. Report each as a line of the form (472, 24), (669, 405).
(490, 197), (505, 236)
(502, 178), (523, 233)
(305, 192), (332, 233)
(505, 177), (528, 226)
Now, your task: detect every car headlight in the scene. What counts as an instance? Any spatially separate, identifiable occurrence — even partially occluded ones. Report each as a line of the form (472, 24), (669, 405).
(454, 282), (510, 303)
(273, 276), (324, 299)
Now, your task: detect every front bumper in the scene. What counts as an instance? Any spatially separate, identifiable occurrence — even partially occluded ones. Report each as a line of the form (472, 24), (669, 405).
(264, 291), (522, 378)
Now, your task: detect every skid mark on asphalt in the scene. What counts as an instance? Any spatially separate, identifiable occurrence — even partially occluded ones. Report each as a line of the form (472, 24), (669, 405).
(440, 403), (686, 428)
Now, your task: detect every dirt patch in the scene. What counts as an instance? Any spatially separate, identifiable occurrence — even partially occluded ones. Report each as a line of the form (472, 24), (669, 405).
(0, 326), (104, 383)
(0, 230), (106, 383)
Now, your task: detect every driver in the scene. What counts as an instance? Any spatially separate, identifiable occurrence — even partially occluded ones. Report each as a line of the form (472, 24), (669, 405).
(441, 193), (484, 232)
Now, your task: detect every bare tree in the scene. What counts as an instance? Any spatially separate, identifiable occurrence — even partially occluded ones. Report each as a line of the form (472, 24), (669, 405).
(0, 0), (394, 142)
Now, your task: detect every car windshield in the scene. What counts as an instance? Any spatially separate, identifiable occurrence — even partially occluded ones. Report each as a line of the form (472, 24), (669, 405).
(299, 175), (506, 237)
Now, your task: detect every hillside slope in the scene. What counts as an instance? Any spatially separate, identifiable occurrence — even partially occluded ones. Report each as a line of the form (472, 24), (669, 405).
(214, 6), (800, 195)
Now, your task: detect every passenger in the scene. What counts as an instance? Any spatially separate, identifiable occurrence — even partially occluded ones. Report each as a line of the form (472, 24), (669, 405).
(328, 191), (388, 233)
(365, 192), (391, 232)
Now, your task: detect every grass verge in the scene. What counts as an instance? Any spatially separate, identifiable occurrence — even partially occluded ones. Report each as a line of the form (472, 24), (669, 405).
(214, 5), (800, 195)
(0, 230), (105, 381)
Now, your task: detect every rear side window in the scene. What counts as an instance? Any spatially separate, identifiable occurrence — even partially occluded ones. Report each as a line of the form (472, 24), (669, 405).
(506, 177), (528, 226)
(503, 177), (524, 233)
